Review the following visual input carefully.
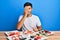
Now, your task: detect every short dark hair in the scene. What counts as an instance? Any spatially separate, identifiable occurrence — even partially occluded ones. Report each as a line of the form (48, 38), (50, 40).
(24, 2), (32, 8)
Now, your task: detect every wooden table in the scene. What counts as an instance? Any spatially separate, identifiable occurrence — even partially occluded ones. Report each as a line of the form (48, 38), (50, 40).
(0, 31), (60, 40)
(47, 31), (60, 40)
(0, 32), (7, 40)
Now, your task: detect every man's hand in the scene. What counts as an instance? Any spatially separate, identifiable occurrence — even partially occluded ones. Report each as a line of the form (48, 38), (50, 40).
(33, 28), (38, 32)
(37, 26), (42, 31)
(24, 10), (29, 17)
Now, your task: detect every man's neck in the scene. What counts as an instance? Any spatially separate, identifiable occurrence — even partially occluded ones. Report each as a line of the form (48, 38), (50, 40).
(27, 13), (32, 17)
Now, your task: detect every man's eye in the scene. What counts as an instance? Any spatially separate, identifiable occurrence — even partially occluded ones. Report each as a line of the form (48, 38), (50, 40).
(29, 8), (31, 9)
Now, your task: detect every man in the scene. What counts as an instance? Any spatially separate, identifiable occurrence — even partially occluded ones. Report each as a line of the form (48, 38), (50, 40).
(17, 2), (42, 32)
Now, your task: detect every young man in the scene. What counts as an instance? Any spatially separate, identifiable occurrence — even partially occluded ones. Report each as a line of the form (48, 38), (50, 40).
(17, 2), (42, 32)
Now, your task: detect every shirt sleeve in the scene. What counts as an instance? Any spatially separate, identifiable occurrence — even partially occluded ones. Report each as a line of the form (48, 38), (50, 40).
(36, 16), (41, 27)
(18, 15), (23, 22)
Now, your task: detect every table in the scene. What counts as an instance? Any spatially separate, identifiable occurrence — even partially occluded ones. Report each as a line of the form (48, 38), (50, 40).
(47, 31), (60, 40)
(0, 32), (7, 40)
(0, 31), (60, 40)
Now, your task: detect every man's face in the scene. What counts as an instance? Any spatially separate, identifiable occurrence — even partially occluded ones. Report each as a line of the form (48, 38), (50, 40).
(24, 6), (32, 14)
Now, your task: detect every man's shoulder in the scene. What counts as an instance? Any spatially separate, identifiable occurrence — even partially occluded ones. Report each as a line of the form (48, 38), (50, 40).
(32, 14), (39, 18)
(18, 15), (23, 20)
(19, 15), (23, 17)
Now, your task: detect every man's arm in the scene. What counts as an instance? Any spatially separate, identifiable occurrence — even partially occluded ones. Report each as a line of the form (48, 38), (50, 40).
(36, 16), (42, 31)
(17, 12), (27, 30)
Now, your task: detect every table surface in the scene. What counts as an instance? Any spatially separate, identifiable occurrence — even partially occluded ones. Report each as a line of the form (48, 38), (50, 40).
(0, 31), (60, 40)
(47, 31), (60, 40)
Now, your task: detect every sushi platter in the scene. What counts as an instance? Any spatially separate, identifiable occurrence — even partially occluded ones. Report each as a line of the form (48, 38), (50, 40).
(5, 30), (54, 40)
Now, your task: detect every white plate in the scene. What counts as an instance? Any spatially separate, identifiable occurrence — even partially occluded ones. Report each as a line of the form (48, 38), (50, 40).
(5, 30), (22, 36)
